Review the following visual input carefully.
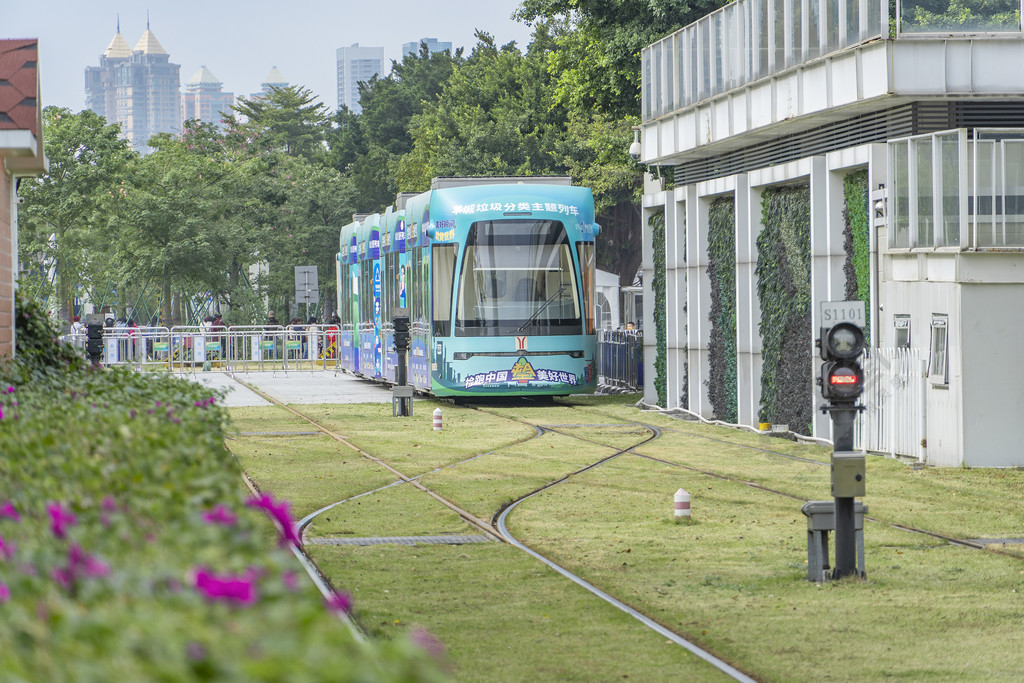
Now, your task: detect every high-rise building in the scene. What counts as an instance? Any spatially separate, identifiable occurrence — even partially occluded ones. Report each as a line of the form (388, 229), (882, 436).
(401, 37), (453, 58)
(182, 66), (235, 128)
(250, 66), (289, 100)
(335, 44), (384, 114)
(84, 21), (181, 154)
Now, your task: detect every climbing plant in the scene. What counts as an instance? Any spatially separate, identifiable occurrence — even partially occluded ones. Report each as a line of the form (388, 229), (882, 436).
(842, 169), (871, 342)
(650, 209), (667, 407)
(756, 185), (812, 432)
(706, 197), (737, 423)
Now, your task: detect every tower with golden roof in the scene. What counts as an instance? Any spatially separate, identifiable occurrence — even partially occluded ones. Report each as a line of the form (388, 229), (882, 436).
(84, 16), (181, 153)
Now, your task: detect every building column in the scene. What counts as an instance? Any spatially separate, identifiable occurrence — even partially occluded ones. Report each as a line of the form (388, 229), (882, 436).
(641, 189), (666, 406)
(686, 185), (712, 417)
(665, 189), (687, 409)
(736, 175), (763, 427)
(810, 156), (850, 439)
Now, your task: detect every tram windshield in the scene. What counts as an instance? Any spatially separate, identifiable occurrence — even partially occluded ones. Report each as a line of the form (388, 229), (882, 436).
(456, 220), (582, 336)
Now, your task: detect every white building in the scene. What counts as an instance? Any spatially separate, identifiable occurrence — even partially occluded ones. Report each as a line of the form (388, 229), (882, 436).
(336, 44), (384, 114)
(639, 0), (1024, 466)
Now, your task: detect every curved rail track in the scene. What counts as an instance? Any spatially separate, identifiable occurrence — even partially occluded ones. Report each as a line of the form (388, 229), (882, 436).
(227, 377), (1022, 681)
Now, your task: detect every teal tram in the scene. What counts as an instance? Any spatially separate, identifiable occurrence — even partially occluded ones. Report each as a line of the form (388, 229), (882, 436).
(335, 177), (600, 398)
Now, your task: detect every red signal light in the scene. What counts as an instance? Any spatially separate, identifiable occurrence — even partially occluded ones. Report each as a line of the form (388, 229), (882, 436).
(830, 373), (858, 385)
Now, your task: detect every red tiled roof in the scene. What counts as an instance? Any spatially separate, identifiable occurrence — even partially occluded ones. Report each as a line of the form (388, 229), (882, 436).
(0, 39), (40, 136)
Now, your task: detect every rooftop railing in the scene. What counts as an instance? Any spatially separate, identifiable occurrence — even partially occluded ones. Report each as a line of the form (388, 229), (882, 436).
(642, 0), (1023, 122)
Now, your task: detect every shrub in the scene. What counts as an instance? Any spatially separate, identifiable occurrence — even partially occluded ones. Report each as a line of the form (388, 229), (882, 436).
(0, 295), (445, 681)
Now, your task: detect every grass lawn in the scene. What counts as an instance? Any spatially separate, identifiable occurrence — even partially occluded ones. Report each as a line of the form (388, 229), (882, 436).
(229, 396), (1024, 681)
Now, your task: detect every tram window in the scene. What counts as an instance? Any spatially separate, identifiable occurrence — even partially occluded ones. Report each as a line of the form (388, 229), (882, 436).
(455, 220), (582, 336)
(577, 242), (596, 335)
(432, 244), (457, 336)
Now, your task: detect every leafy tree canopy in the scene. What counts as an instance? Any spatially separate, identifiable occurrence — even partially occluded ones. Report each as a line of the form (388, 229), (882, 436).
(514, 0), (727, 117)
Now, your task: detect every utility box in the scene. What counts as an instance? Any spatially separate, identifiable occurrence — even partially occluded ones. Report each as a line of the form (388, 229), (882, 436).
(831, 451), (866, 498)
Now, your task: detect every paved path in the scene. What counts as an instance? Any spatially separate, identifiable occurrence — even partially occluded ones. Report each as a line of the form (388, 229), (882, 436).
(180, 370), (393, 407)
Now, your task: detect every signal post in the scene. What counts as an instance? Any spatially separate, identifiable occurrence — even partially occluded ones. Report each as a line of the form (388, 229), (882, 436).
(816, 301), (867, 579)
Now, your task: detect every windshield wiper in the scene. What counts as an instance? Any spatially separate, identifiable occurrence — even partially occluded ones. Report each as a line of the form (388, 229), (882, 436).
(518, 285), (567, 332)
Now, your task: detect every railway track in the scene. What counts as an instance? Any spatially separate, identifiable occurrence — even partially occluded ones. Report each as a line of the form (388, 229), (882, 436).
(228, 380), (1020, 680)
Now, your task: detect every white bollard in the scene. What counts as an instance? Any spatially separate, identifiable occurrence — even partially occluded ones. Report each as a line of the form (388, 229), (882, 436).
(674, 488), (691, 522)
(433, 408), (443, 431)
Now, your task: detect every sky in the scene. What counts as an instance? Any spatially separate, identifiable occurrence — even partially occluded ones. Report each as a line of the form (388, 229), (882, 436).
(3, 0), (537, 114)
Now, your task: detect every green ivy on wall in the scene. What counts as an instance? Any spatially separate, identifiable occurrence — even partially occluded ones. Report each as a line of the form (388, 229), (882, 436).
(756, 186), (813, 432)
(842, 170), (871, 342)
(706, 197), (738, 423)
(650, 209), (667, 408)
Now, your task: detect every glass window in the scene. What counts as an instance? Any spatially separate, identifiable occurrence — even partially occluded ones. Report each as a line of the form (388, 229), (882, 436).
(929, 315), (948, 385)
(808, 0), (822, 60)
(915, 137), (934, 247)
(939, 133), (961, 247)
(577, 242), (597, 335)
(1003, 140), (1024, 245)
(894, 314), (911, 349)
(432, 244), (457, 337)
(900, 0), (1020, 34)
(892, 140), (911, 248)
(455, 220), (582, 337)
(972, 139), (997, 247)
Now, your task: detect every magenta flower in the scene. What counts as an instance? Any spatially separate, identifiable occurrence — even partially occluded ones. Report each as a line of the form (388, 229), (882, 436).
(0, 406), (4, 421)
(48, 503), (76, 539)
(282, 570), (299, 591)
(0, 533), (15, 560)
(5, 386), (13, 394)
(193, 569), (258, 606)
(325, 591), (353, 614)
(0, 583), (9, 603)
(0, 502), (19, 522)
(202, 505), (237, 526)
(101, 496), (117, 512)
(51, 544), (109, 591)
(245, 492), (300, 547)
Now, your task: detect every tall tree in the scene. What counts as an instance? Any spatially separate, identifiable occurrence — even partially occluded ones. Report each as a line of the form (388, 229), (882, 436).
(327, 45), (464, 212)
(17, 107), (135, 323)
(515, 0), (727, 117)
(224, 85), (330, 162)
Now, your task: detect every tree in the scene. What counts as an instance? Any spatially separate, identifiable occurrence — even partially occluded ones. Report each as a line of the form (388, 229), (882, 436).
(110, 126), (234, 325)
(17, 107), (136, 323)
(224, 86), (331, 162)
(327, 45), (464, 212)
(515, 0), (728, 117)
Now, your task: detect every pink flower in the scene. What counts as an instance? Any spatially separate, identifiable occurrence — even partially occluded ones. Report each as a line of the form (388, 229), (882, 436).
(325, 591), (353, 614)
(282, 571), (299, 591)
(51, 544), (109, 591)
(0, 583), (9, 603)
(48, 503), (76, 539)
(0, 533), (15, 560)
(245, 492), (300, 547)
(193, 569), (258, 606)
(0, 502), (19, 522)
(202, 505), (237, 526)
(101, 496), (117, 512)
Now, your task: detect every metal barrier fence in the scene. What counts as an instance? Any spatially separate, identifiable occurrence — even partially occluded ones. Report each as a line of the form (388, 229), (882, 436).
(597, 329), (643, 391)
(855, 347), (926, 461)
(61, 325), (345, 373)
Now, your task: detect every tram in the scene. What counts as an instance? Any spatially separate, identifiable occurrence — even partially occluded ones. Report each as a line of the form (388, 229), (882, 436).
(336, 177), (599, 397)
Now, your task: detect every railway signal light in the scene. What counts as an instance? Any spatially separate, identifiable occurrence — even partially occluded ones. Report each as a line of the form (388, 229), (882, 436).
(85, 315), (104, 366)
(817, 303), (866, 406)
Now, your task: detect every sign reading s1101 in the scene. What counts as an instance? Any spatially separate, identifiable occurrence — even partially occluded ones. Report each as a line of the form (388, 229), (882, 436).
(820, 300), (865, 327)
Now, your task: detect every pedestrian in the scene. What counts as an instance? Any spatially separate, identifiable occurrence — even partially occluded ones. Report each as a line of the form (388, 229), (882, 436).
(70, 316), (85, 350)
(266, 311), (280, 327)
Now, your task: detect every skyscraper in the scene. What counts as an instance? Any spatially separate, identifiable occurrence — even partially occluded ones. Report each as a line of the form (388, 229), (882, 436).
(401, 37), (453, 58)
(182, 66), (235, 128)
(335, 44), (384, 114)
(250, 66), (289, 100)
(84, 21), (181, 154)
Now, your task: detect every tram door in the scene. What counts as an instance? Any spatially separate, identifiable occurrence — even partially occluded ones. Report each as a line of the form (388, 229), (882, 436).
(373, 258), (382, 377)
